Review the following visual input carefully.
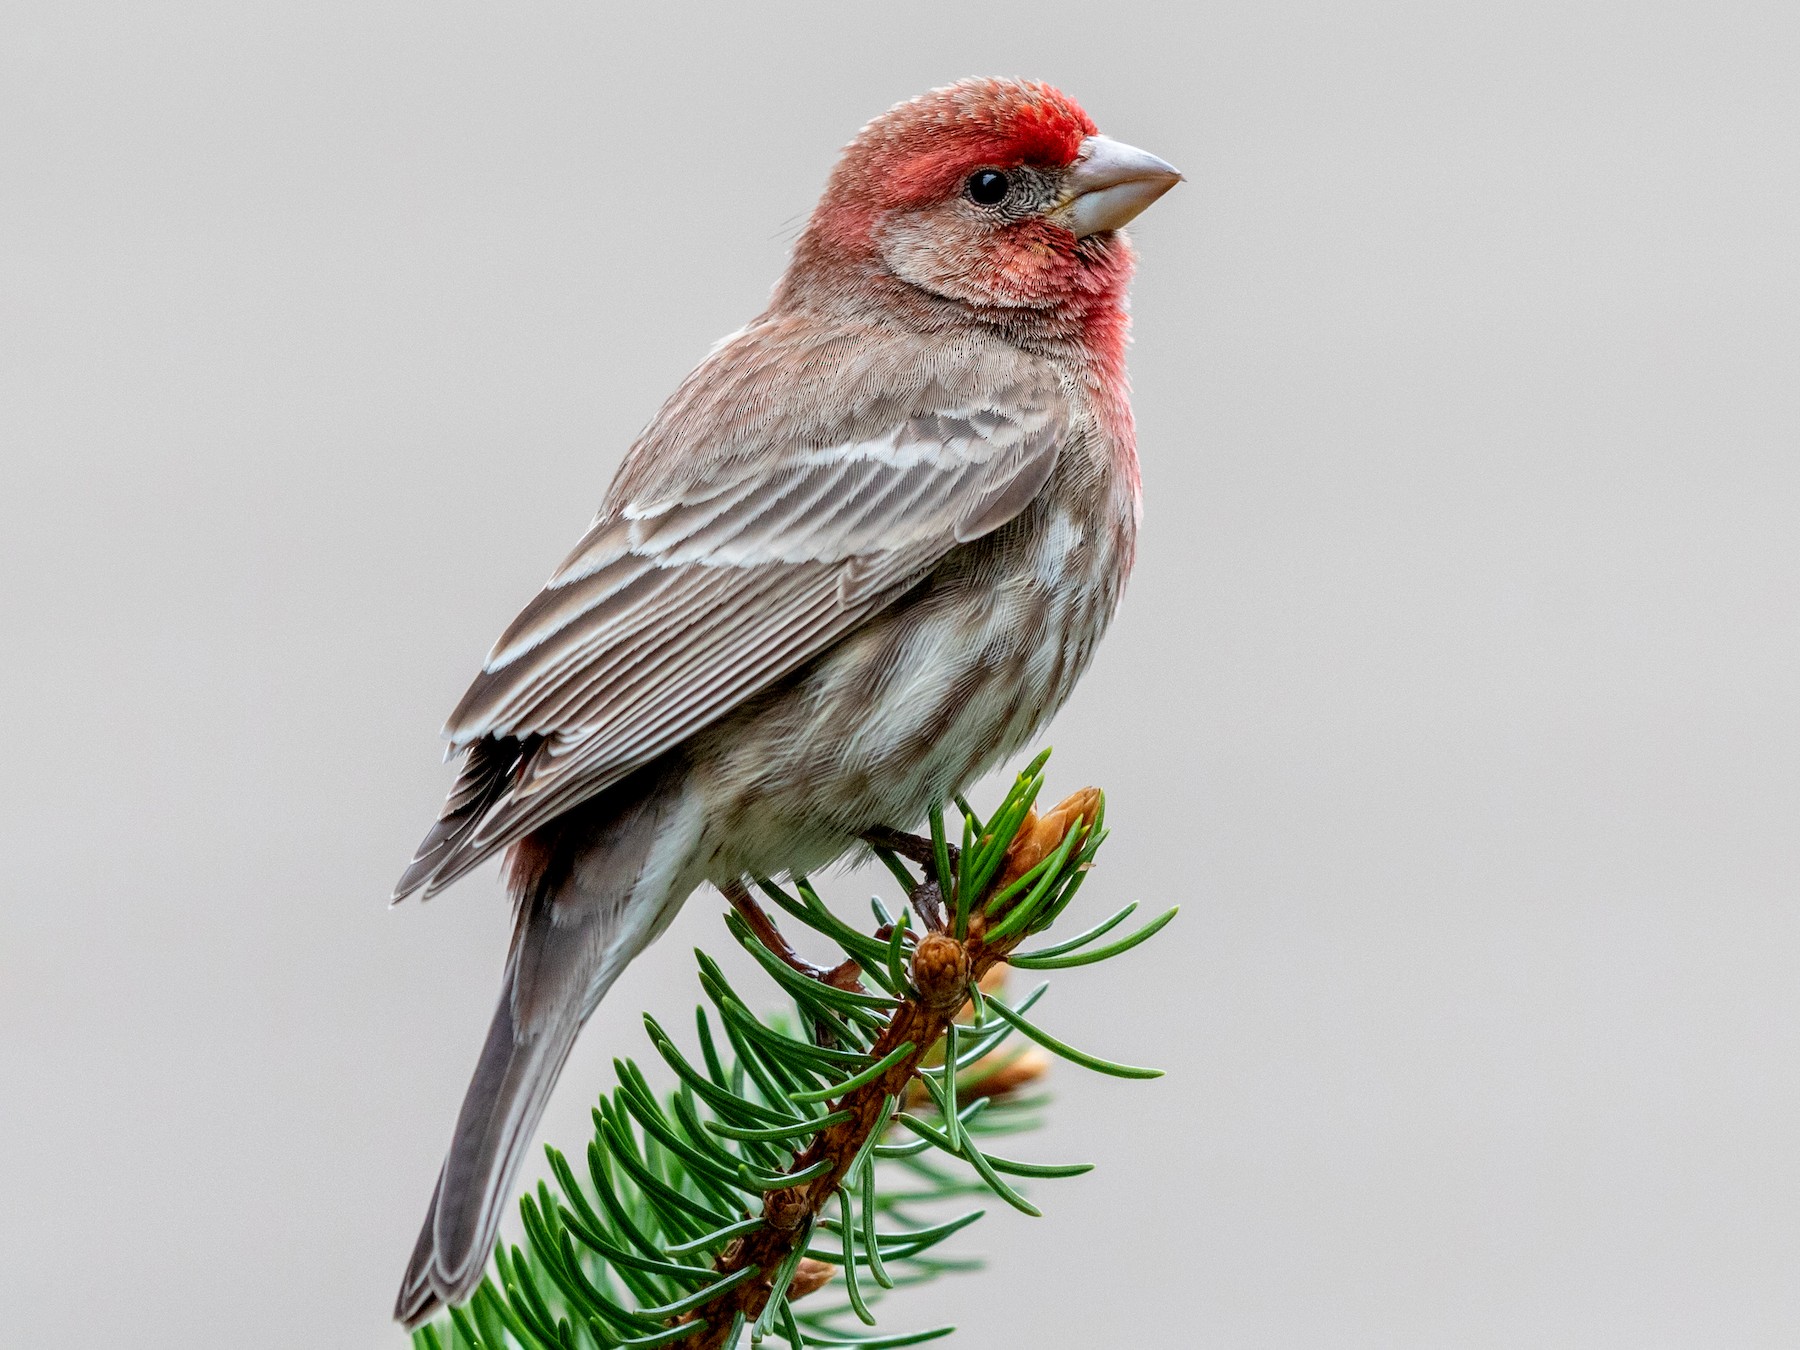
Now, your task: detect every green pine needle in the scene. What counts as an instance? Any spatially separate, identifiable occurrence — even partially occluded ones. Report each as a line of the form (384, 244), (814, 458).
(408, 749), (1174, 1350)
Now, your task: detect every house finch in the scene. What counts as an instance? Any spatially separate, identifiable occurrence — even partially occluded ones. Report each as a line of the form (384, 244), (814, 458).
(393, 77), (1179, 1326)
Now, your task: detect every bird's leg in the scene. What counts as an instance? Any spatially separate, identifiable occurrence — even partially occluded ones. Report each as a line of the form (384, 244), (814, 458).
(862, 826), (956, 933)
(721, 878), (827, 979)
(720, 879), (865, 995)
(861, 824), (957, 871)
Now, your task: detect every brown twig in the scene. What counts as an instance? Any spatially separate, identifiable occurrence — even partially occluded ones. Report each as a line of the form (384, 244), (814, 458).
(683, 795), (1095, 1347)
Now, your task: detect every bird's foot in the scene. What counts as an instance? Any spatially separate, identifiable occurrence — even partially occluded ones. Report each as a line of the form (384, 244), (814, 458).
(862, 826), (954, 932)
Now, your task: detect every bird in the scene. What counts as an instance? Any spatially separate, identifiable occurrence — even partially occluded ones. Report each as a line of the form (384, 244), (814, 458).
(392, 76), (1180, 1327)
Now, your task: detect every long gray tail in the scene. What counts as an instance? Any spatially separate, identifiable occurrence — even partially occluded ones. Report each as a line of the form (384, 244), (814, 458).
(395, 766), (693, 1329)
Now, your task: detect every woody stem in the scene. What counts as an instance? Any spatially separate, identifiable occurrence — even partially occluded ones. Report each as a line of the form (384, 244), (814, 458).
(683, 881), (1005, 1348)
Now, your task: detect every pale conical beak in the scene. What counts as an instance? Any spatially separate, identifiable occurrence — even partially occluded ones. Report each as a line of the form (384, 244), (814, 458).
(1054, 134), (1183, 237)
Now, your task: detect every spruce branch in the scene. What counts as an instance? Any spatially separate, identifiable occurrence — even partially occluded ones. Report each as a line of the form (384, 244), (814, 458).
(411, 750), (1178, 1350)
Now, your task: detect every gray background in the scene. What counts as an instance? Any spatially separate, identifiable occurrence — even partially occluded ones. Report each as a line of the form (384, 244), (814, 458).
(4, 2), (1798, 1346)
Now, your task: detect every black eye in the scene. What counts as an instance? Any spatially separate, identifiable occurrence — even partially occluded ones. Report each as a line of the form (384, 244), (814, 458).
(965, 169), (1010, 206)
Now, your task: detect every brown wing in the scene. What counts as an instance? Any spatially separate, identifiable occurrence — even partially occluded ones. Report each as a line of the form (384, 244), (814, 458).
(394, 376), (1065, 900)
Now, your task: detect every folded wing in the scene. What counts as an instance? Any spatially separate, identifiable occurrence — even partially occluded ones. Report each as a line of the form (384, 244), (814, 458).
(395, 374), (1066, 900)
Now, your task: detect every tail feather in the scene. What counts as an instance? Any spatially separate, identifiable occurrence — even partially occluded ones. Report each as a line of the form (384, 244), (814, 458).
(396, 763), (694, 1329)
(393, 1167), (444, 1326)
(396, 953), (588, 1326)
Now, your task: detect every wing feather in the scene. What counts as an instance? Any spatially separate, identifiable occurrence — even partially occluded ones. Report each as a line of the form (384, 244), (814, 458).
(483, 554), (661, 672)
(397, 367), (1067, 900)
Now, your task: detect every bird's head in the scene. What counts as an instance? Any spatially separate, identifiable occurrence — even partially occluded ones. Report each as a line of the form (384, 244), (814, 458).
(779, 78), (1180, 319)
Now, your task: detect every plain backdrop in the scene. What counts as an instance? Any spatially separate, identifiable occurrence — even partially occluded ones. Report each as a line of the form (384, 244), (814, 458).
(4, 3), (1799, 1347)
